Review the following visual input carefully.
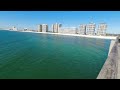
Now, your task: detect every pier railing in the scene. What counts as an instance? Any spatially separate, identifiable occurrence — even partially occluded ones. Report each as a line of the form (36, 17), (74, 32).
(97, 36), (120, 79)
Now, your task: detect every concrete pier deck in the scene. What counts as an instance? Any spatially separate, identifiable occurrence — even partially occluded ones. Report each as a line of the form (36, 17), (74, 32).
(97, 36), (120, 79)
(117, 42), (120, 78)
(108, 40), (115, 56)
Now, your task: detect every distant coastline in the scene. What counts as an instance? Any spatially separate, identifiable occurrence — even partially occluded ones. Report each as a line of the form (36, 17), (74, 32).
(4, 29), (116, 40)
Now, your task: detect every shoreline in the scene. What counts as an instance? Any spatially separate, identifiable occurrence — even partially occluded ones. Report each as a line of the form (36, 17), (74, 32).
(3, 30), (117, 40)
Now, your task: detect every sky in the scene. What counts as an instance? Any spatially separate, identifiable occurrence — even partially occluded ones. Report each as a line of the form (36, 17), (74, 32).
(0, 11), (120, 34)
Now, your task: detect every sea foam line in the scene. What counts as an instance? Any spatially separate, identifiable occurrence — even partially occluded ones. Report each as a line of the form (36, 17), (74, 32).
(6, 30), (117, 40)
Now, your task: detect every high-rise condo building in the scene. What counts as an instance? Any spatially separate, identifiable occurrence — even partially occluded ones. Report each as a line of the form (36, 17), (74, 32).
(78, 24), (86, 35)
(86, 23), (96, 35)
(42, 24), (48, 32)
(52, 23), (62, 33)
(38, 25), (42, 32)
(38, 24), (48, 32)
(97, 23), (107, 36)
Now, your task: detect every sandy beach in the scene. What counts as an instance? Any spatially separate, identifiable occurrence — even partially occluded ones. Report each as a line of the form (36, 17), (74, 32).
(26, 31), (117, 40)
(8, 30), (117, 40)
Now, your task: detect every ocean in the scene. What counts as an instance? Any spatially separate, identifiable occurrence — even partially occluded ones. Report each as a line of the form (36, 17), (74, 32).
(0, 30), (111, 79)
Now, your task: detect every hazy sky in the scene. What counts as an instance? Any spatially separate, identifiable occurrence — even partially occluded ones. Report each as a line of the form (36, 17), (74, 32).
(0, 11), (120, 34)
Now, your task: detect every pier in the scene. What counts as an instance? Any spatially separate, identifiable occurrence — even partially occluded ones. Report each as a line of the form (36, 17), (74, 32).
(108, 40), (115, 56)
(97, 36), (120, 79)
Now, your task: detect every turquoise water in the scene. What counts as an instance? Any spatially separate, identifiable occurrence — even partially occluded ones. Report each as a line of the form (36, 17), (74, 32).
(0, 30), (111, 79)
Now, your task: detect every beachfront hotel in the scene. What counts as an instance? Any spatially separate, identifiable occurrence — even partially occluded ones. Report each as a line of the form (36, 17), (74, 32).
(38, 24), (48, 32)
(52, 23), (58, 33)
(42, 24), (48, 32)
(51, 23), (78, 34)
(10, 22), (108, 36)
(52, 23), (62, 33)
(50, 22), (107, 36)
(28, 22), (107, 36)
(97, 23), (107, 36)
(86, 23), (96, 35)
(78, 24), (86, 35)
(38, 25), (42, 32)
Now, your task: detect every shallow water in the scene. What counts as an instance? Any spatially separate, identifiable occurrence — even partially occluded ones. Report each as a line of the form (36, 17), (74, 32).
(0, 30), (111, 79)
